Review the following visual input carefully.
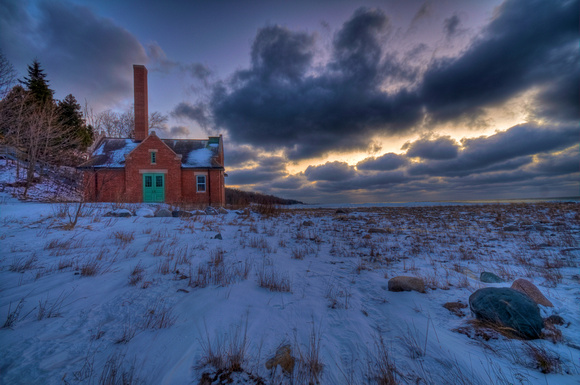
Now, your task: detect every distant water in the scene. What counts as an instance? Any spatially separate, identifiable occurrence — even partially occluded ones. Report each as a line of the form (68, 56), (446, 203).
(292, 196), (580, 209)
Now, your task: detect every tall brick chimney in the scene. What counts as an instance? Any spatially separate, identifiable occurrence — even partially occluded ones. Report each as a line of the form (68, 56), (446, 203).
(133, 65), (148, 141)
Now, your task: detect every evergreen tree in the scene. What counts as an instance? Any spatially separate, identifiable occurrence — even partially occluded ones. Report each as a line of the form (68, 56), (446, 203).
(20, 59), (54, 104)
(57, 94), (93, 150)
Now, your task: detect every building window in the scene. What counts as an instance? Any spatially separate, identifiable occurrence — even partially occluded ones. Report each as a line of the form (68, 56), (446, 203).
(151, 151), (157, 164)
(196, 175), (206, 192)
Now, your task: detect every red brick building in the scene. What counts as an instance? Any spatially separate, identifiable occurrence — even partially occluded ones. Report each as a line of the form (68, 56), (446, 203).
(79, 65), (225, 205)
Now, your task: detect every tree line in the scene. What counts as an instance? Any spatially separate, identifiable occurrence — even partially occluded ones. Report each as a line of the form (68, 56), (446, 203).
(225, 187), (303, 206)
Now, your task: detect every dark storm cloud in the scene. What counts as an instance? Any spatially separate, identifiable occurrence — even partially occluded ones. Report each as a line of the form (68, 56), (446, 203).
(402, 135), (459, 160)
(37, 1), (147, 107)
(250, 25), (315, 81)
(304, 161), (356, 182)
(420, 0), (578, 122)
(407, 123), (577, 177)
(209, 8), (423, 160)
(356, 153), (407, 171)
(443, 14), (461, 38)
(1, 0), (148, 108)
(313, 170), (410, 193)
(227, 155), (287, 185)
(172, 102), (210, 128)
(224, 145), (255, 168)
(529, 146), (579, 175)
(207, 0), (578, 161)
(533, 58), (580, 122)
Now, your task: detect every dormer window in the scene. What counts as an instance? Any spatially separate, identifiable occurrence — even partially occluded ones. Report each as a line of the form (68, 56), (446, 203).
(150, 150), (157, 164)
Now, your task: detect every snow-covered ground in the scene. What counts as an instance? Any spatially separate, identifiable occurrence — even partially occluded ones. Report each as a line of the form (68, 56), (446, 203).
(1, 165), (579, 384)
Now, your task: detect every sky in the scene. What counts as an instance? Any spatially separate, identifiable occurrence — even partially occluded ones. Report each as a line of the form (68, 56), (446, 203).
(0, 0), (578, 203)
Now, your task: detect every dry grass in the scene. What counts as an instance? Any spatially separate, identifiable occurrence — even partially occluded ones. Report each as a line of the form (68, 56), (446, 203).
(2, 298), (26, 328)
(295, 323), (324, 384)
(128, 262), (145, 286)
(197, 320), (250, 375)
(9, 254), (38, 272)
(110, 230), (135, 246)
(97, 352), (139, 385)
(142, 299), (176, 329)
(37, 291), (69, 320)
(366, 335), (399, 385)
(79, 258), (102, 277)
(523, 343), (562, 374)
(257, 265), (291, 292)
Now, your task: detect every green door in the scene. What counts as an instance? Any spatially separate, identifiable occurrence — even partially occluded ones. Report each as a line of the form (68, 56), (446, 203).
(143, 173), (165, 202)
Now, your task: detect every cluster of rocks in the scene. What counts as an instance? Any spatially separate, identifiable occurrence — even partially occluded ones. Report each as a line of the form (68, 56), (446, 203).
(387, 273), (560, 340)
(105, 207), (228, 218)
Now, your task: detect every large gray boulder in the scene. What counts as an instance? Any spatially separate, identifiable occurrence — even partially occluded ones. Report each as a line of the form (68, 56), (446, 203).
(469, 287), (543, 339)
(154, 209), (172, 217)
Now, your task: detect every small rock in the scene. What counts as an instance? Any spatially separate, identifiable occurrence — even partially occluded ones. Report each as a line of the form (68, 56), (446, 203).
(218, 207), (228, 214)
(387, 276), (425, 293)
(214, 233), (222, 240)
(135, 208), (154, 217)
(480, 271), (504, 283)
(335, 208), (349, 214)
(503, 225), (519, 232)
(236, 208), (250, 215)
(469, 287), (544, 339)
(443, 301), (468, 317)
(368, 228), (388, 234)
(105, 209), (132, 217)
(534, 223), (547, 231)
(511, 278), (553, 307)
(154, 209), (172, 217)
(172, 210), (193, 218)
(302, 220), (314, 227)
(265, 345), (295, 374)
(177, 289), (189, 293)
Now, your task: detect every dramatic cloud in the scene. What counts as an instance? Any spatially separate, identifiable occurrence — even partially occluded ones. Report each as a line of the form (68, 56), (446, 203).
(201, 0), (578, 162)
(443, 14), (461, 38)
(1, 0), (148, 109)
(402, 135), (459, 160)
(227, 155), (287, 185)
(356, 153), (408, 171)
(224, 145), (256, 168)
(172, 102), (211, 128)
(304, 161), (356, 182)
(208, 8), (423, 160)
(420, 0), (578, 122)
(407, 123), (577, 177)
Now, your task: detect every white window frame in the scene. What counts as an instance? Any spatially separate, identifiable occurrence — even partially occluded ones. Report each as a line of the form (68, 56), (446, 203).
(196, 175), (206, 193)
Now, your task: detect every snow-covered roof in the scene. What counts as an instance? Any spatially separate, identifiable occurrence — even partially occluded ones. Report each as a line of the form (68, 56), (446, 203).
(79, 138), (223, 169)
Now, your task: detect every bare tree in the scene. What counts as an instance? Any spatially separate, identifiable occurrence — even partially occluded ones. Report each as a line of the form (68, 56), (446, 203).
(0, 87), (82, 197)
(94, 106), (168, 138)
(0, 51), (17, 99)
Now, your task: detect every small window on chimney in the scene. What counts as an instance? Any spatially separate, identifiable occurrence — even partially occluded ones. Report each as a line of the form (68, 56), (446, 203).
(151, 151), (157, 164)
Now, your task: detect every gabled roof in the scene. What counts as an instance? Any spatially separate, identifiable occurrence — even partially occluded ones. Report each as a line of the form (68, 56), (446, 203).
(79, 137), (223, 169)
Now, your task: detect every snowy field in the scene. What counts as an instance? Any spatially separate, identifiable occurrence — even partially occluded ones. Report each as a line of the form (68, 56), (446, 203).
(1, 176), (579, 384)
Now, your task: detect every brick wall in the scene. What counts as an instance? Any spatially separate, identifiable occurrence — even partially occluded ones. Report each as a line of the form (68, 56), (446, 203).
(84, 169), (126, 202)
(124, 134), (182, 202)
